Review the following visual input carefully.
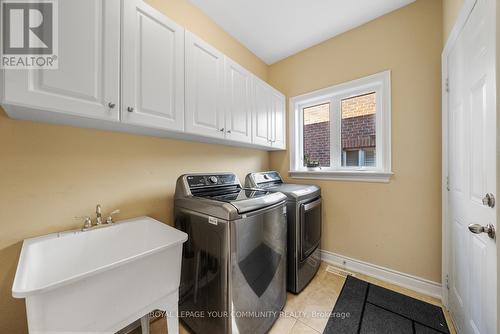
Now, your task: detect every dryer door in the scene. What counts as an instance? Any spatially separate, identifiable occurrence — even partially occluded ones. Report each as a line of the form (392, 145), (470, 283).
(300, 197), (322, 261)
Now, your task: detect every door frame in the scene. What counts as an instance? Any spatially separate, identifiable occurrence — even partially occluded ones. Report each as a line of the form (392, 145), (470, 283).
(441, 0), (488, 311)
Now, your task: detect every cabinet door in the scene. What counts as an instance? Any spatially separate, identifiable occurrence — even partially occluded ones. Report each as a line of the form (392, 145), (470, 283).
(121, 0), (184, 131)
(252, 78), (272, 146)
(185, 31), (225, 138)
(271, 90), (286, 149)
(3, 0), (120, 121)
(224, 57), (252, 143)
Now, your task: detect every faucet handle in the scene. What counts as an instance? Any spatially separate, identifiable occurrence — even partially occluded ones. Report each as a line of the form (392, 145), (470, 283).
(105, 209), (120, 224)
(74, 216), (93, 230)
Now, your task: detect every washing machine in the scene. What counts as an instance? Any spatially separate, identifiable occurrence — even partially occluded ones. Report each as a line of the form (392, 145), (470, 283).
(174, 173), (287, 334)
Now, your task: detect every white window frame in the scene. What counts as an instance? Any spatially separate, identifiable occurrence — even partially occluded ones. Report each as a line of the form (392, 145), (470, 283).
(289, 70), (393, 183)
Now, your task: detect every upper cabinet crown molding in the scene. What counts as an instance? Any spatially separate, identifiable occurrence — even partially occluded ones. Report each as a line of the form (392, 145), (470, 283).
(1, 0), (286, 151)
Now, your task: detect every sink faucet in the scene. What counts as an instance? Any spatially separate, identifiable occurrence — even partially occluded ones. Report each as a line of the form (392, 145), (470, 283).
(76, 204), (120, 231)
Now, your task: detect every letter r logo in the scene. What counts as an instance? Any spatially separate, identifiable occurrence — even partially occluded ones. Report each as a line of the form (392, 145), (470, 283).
(2, 2), (53, 54)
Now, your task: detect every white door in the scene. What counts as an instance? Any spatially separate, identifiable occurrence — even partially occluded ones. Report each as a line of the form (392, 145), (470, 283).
(185, 31), (225, 138)
(224, 57), (252, 143)
(3, 0), (120, 121)
(121, 0), (184, 131)
(270, 89), (286, 149)
(447, 0), (497, 333)
(252, 78), (272, 146)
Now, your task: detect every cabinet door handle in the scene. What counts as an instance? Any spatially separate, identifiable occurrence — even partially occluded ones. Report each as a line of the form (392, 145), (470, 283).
(226, 130), (231, 134)
(127, 107), (135, 113)
(219, 128), (225, 132)
(108, 102), (116, 109)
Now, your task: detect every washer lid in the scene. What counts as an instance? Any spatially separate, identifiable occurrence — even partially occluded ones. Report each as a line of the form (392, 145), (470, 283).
(228, 191), (287, 214)
(200, 188), (269, 202)
(193, 188), (286, 214)
(266, 183), (321, 201)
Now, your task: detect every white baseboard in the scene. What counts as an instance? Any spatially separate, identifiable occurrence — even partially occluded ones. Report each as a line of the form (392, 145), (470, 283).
(320, 249), (442, 300)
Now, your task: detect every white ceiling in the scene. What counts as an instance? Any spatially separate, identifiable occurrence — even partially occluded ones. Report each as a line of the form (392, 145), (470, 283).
(189, 0), (416, 65)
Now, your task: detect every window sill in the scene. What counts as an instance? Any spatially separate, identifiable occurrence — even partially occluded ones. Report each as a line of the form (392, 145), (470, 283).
(289, 170), (393, 183)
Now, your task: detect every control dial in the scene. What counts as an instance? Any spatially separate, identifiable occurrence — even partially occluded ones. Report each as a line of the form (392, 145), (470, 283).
(208, 176), (218, 184)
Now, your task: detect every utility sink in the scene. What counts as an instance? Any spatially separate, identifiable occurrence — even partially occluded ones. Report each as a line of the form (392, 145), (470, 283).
(12, 217), (188, 334)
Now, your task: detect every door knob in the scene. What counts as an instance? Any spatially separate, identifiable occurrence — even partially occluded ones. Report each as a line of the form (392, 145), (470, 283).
(468, 223), (496, 239)
(482, 193), (495, 208)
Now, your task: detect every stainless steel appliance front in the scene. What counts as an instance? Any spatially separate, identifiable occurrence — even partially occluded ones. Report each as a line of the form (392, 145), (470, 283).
(174, 173), (287, 334)
(246, 171), (322, 294)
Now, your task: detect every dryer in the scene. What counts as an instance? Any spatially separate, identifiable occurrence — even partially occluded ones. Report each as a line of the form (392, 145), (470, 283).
(246, 171), (321, 294)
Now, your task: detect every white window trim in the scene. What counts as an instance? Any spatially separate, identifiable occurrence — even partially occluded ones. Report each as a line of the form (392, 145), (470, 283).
(289, 70), (393, 183)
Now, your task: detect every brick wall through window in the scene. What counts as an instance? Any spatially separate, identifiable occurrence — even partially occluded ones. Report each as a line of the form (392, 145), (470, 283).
(302, 93), (376, 168)
(303, 103), (330, 167)
(341, 93), (376, 167)
(304, 121), (330, 167)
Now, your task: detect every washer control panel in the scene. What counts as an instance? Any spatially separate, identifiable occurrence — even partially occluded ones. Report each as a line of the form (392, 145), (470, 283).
(187, 174), (237, 188)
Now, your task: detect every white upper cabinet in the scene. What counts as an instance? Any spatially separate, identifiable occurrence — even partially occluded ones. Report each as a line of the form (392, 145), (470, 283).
(121, 0), (184, 131)
(252, 78), (272, 146)
(1, 2), (286, 151)
(3, 0), (121, 121)
(252, 77), (286, 149)
(270, 89), (286, 149)
(185, 31), (225, 139)
(224, 57), (252, 143)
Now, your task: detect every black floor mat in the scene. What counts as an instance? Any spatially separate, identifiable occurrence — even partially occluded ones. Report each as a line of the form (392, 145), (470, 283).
(323, 276), (450, 334)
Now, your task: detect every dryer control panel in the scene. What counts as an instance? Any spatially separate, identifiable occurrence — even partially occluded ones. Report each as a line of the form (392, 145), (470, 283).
(249, 171), (283, 188)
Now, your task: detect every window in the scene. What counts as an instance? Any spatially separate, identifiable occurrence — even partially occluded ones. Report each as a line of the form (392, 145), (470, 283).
(303, 103), (330, 167)
(341, 92), (377, 168)
(290, 71), (392, 182)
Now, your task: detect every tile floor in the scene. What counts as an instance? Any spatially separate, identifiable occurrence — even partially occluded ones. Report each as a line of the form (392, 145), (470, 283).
(132, 262), (456, 334)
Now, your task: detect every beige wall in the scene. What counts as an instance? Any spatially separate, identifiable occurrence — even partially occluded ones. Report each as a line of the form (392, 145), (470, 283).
(0, 0), (268, 333)
(0, 0), (448, 332)
(443, 0), (464, 42)
(268, 0), (443, 283)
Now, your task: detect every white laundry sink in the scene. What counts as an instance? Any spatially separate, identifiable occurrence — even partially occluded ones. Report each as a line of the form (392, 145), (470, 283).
(12, 217), (188, 334)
